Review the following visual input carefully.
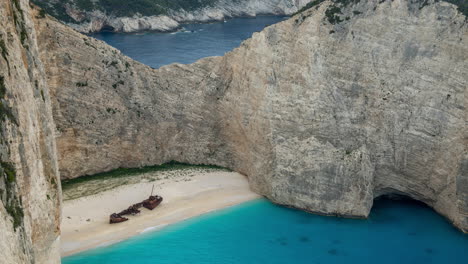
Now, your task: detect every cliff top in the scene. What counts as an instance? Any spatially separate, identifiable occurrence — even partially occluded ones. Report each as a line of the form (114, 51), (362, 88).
(33, 0), (231, 23)
(295, 0), (467, 17)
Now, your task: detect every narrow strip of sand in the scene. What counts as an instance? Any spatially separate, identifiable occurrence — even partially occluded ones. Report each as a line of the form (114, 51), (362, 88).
(61, 171), (260, 257)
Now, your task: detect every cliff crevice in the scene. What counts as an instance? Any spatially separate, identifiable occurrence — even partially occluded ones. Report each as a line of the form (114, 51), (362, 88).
(0, 0), (61, 263)
(1, 1), (467, 262)
(34, 0), (467, 232)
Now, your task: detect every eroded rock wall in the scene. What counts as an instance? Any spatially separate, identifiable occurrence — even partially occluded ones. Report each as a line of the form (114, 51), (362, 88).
(34, 0), (312, 33)
(35, 0), (467, 232)
(219, 0), (468, 231)
(0, 0), (61, 263)
(35, 18), (233, 178)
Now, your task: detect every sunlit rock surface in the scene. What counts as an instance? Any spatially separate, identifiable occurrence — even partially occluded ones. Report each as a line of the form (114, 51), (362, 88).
(33, 0), (311, 33)
(1, 0), (466, 263)
(35, 0), (467, 232)
(0, 0), (61, 263)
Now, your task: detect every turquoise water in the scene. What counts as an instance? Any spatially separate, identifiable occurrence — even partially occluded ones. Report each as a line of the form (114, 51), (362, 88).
(79, 16), (468, 264)
(90, 16), (287, 69)
(63, 198), (468, 264)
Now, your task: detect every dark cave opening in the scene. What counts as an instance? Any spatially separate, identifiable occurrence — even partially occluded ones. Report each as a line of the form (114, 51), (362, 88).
(368, 192), (466, 233)
(371, 192), (434, 220)
(373, 193), (430, 207)
(101, 24), (116, 32)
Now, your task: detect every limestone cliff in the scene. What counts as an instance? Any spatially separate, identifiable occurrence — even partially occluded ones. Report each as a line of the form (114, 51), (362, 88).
(35, 0), (467, 233)
(32, 0), (311, 33)
(0, 0), (61, 263)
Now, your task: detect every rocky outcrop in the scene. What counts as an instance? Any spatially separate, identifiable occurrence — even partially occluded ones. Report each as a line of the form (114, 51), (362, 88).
(0, 0), (465, 262)
(35, 0), (467, 233)
(0, 0), (61, 263)
(34, 0), (311, 33)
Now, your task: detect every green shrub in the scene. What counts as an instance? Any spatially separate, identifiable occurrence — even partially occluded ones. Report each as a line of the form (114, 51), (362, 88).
(0, 38), (8, 62)
(38, 9), (46, 18)
(29, 0), (468, 24)
(294, 0), (362, 24)
(1, 160), (23, 230)
(0, 76), (5, 98)
(325, 5), (343, 24)
(0, 76), (17, 126)
(32, 0), (219, 21)
(5, 204), (23, 230)
(76, 81), (88, 87)
(61, 161), (229, 191)
(440, 0), (467, 17)
(293, 0), (326, 16)
(0, 101), (16, 125)
(76, 0), (95, 11)
(112, 80), (124, 89)
(108, 60), (119, 68)
(1, 161), (16, 183)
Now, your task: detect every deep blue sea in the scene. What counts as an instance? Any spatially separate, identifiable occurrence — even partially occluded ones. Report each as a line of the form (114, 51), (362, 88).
(69, 17), (468, 264)
(91, 16), (288, 69)
(63, 198), (468, 264)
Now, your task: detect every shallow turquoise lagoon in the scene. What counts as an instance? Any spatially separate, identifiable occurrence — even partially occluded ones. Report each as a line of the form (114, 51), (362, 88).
(80, 16), (468, 264)
(63, 198), (468, 264)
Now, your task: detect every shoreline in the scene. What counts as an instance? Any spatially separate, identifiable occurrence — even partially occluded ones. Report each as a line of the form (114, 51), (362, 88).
(85, 14), (289, 36)
(61, 171), (260, 257)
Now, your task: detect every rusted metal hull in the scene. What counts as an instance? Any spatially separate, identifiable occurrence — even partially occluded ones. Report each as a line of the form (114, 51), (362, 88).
(143, 196), (163, 210)
(109, 195), (163, 224)
(109, 214), (128, 224)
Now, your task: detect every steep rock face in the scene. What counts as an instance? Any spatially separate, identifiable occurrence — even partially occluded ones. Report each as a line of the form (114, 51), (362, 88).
(223, 0), (467, 227)
(0, 0), (61, 263)
(36, 23), (231, 178)
(35, 0), (467, 232)
(33, 0), (311, 33)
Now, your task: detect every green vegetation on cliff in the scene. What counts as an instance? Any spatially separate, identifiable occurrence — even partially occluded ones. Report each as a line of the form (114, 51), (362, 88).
(0, 38), (8, 63)
(61, 161), (229, 200)
(293, 0), (326, 15)
(444, 0), (467, 17)
(12, 0), (28, 47)
(0, 76), (17, 126)
(0, 36), (23, 231)
(0, 160), (24, 230)
(0, 161), (16, 183)
(294, 0), (360, 24)
(32, 0), (219, 23)
(0, 76), (6, 98)
(31, 0), (468, 25)
(294, 0), (467, 21)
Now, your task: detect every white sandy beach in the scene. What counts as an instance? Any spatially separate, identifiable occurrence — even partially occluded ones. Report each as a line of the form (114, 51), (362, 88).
(61, 171), (260, 257)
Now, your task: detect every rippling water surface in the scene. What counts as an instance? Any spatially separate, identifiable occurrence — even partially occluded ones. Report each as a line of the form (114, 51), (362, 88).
(63, 198), (468, 264)
(90, 16), (288, 68)
(71, 16), (468, 264)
